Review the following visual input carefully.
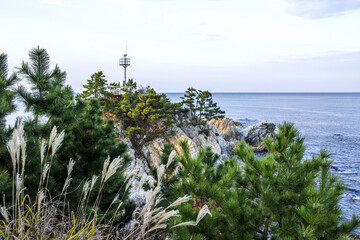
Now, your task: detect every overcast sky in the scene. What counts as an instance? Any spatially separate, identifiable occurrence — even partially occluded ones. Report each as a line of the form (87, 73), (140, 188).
(1, 0), (360, 92)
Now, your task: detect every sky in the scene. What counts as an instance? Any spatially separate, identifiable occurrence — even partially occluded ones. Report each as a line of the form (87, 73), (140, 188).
(1, 0), (360, 92)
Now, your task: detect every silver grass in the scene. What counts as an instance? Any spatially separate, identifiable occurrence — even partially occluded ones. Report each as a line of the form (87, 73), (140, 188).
(156, 164), (165, 184)
(166, 154), (175, 169)
(172, 204), (212, 228)
(67, 159), (75, 176)
(155, 209), (179, 225)
(90, 175), (98, 192)
(40, 140), (46, 165)
(140, 210), (152, 234)
(195, 204), (212, 225)
(21, 135), (26, 174)
(42, 163), (50, 181)
(115, 201), (123, 213)
(136, 175), (146, 192)
(139, 186), (161, 218)
(154, 194), (164, 206)
(7, 140), (16, 170)
(16, 121), (24, 141)
(146, 224), (167, 234)
(125, 165), (139, 182)
(146, 175), (155, 188)
(62, 178), (72, 194)
(15, 173), (23, 196)
(48, 126), (57, 150)
(165, 195), (192, 210)
(38, 190), (46, 210)
(82, 180), (90, 202)
(111, 194), (120, 205)
(51, 130), (65, 157)
(149, 207), (164, 221)
(104, 157), (123, 182)
(171, 220), (197, 228)
(125, 176), (135, 192)
(0, 206), (9, 222)
(16, 140), (20, 170)
(101, 156), (110, 182)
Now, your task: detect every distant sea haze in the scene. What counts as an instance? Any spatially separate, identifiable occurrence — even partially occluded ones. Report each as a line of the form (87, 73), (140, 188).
(167, 92), (360, 223)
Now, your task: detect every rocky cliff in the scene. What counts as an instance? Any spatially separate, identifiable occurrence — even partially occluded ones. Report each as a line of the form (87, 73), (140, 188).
(114, 117), (275, 206)
(116, 118), (275, 170)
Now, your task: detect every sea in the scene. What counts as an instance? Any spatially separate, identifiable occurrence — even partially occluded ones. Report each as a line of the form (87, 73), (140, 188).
(166, 92), (360, 223)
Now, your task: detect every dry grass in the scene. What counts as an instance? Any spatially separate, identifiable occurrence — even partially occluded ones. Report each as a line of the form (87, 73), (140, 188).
(0, 122), (205, 239)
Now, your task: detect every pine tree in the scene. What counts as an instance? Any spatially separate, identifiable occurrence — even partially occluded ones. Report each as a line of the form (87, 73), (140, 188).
(80, 71), (109, 99)
(181, 88), (225, 125)
(16, 46), (66, 120)
(234, 122), (360, 239)
(0, 53), (18, 131)
(0, 53), (18, 196)
(180, 88), (197, 120)
(169, 140), (258, 239)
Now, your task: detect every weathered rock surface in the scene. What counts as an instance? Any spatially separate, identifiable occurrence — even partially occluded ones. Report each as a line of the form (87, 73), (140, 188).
(115, 118), (275, 206)
(208, 118), (242, 142)
(238, 121), (276, 151)
(116, 118), (275, 170)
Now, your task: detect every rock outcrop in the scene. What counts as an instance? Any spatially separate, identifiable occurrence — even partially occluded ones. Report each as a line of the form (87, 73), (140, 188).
(208, 118), (242, 142)
(115, 117), (275, 207)
(116, 118), (275, 169)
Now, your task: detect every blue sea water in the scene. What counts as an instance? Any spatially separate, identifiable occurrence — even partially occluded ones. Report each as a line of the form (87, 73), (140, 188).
(166, 92), (360, 223)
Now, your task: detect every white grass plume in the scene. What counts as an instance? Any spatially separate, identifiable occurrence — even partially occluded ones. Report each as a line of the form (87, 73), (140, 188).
(67, 159), (75, 176)
(40, 140), (46, 166)
(42, 163), (50, 181)
(104, 157), (123, 182)
(165, 195), (192, 210)
(125, 176), (135, 192)
(90, 175), (98, 192)
(51, 130), (64, 157)
(101, 156), (110, 182)
(0, 206), (9, 223)
(20, 136), (26, 174)
(62, 178), (72, 194)
(37, 190), (46, 210)
(156, 164), (165, 184)
(136, 175), (146, 192)
(48, 126), (57, 150)
(82, 181), (90, 202)
(172, 204), (212, 228)
(195, 204), (212, 224)
(15, 173), (23, 196)
(155, 210), (179, 225)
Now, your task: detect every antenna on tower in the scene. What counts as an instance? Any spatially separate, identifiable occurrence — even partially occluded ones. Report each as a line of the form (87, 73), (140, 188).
(119, 42), (131, 89)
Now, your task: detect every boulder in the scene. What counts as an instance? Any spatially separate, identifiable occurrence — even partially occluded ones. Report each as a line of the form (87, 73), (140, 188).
(208, 118), (242, 142)
(238, 121), (275, 152)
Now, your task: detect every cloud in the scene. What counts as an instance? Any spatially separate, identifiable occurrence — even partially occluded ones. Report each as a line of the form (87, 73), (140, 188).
(42, 0), (64, 5)
(283, 0), (360, 18)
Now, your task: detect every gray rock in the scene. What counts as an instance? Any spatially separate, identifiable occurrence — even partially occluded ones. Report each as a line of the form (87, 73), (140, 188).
(238, 121), (275, 152)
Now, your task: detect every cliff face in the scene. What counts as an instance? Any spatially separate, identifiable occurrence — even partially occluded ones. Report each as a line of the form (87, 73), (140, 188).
(115, 117), (275, 206)
(115, 118), (275, 169)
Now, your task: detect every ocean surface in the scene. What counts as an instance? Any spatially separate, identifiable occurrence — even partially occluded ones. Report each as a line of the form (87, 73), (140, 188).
(166, 92), (360, 223)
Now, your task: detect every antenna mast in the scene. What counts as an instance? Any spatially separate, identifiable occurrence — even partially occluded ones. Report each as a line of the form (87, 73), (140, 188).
(119, 41), (131, 88)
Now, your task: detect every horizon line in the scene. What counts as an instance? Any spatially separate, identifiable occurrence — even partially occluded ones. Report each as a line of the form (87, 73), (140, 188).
(162, 91), (360, 94)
